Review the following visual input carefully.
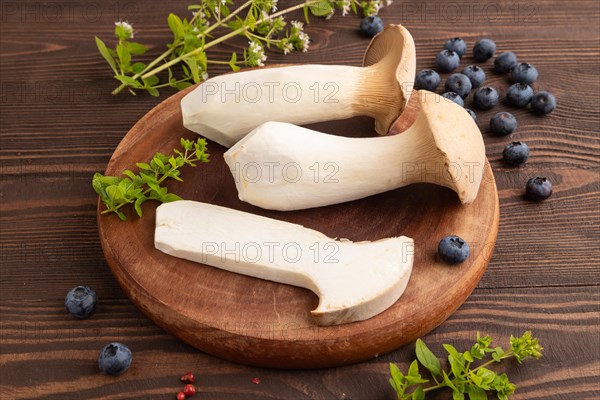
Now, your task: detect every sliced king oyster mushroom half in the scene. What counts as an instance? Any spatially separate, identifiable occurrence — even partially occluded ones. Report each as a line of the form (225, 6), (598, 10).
(155, 200), (414, 326)
(181, 24), (416, 147)
(224, 90), (486, 211)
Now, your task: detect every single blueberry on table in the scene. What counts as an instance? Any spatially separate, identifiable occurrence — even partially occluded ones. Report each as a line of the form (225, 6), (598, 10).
(462, 65), (486, 88)
(530, 91), (556, 115)
(444, 37), (467, 57)
(65, 286), (97, 319)
(503, 141), (530, 166)
(441, 92), (464, 107)
(359, 16), (384, 38)
(472, 38), (496, 62)
(445, 73), (472, 98)
(438, 235), (470, 264)
(526, 177), (553, 201)
(436, 50), (460, 72)
(473, 86), (500, 110)
(466, 108), (477, 122)
(494, 52), (518, 74)
(490, 111), (518, 136)
(511, 62), (539, 84)
(98, 342), (133, 376)
(506, 83), (534, 108)
(415, 69), (441, 92)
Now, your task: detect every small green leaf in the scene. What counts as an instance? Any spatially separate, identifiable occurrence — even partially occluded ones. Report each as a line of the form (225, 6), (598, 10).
(412, 387), (424, 400)
(449, 355), (465, 378)
(168, 13), (185, 40)
(143, 75), (160, 87)
(162, 192), (182, 202)
(408, 359), (419, 377)
(95, 37), (118, 74)
(132, 62), (146, 74)
(146, 87), (160, 97)
(114, 75), (142, 88)
(309, 0), (334, 16)
(175, 82), (194, 91)
(127, 42), (147, 55)
(465, 385), (488, 400)
(415, 339), (441, 378)
(229, 52), (240, 72)
(443, 344), (462, 361)
(390, 362), (404, 384)
(134, 195), (147, 217)
(116, 210), (127, 221)
(122, 170), (137, 179)
(463, 351), (474, 363)
(452, 391), (465, 400)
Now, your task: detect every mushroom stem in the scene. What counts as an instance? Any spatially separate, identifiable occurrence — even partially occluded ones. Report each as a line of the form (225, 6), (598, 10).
(224, 91), (486, 211)
(181, 24), (415, 147)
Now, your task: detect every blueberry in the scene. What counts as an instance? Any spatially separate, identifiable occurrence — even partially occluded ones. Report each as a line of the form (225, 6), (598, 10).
(98, 342), (133, 376)
(494, 52), (518, 74)
(438, 235), (470, 264)
(472, 38), (496, 62)
(490, 112), (517, 136)
(415, 69), (441, 92)
(445, 73), (472, 98)
(510, 62), (539, 84)
(436, 50), (460, 73)
(359, 16), (384, 38)
(461, 65), (486, 88)
(506, 83), (534, 108)
(65, 286), (97, 319)
(503, 141), (529, 166)
(526, 177), (553, 201)
(441, 92), (464, 107)
(473, 86), (499, 110)
(466, 108), (477, 122)
(444, 37), (467, 57)
(530, 91), (556, 115)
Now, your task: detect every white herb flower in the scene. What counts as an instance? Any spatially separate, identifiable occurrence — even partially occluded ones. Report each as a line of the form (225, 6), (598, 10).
(115, 21), (134, 39)
(386, 0), (393, 5)
(192, 10), (206, 19)
(248, 41), (267, 66)
(299, 32), (310, 52)
(341, 0), (351, 16)
(271, 0), (278, 12)
(282, 42), (293, 55)
(201, 71), (209, 81)
(291, 20), (304, 29)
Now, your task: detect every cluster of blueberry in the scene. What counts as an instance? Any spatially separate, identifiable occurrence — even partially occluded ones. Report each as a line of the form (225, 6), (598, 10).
(65, 285), (201, 397)
(415, 37), (554, 202)
(65, 286), (135, 376)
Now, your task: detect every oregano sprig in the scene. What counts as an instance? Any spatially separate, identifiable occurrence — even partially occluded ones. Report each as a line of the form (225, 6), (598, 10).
(93, 138), (209, 221)
(389, 331), (543, 400)
(95, 0), (392, 97)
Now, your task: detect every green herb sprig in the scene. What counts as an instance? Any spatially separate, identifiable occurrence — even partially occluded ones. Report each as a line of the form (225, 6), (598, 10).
(389, 331), (543, 400)
(95, 0), (390, 96)
(93, 138), (209, 221)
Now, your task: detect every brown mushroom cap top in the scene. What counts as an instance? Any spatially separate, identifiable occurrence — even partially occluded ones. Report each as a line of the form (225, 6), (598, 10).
(362, 24), (417, 135)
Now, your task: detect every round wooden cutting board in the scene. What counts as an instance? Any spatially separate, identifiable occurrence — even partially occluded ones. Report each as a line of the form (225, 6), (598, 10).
(97, 81), (499, 369)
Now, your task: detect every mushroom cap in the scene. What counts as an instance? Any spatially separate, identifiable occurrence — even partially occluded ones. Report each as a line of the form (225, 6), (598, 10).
(363, 24), (416, 135)
(414, 90), (486, 204)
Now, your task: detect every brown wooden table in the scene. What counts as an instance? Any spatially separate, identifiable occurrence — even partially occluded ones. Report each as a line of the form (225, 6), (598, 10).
(1, 1), (598, 398)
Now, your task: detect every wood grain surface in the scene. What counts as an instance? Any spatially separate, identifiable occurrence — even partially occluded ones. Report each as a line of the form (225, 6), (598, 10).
(1, 0), (599, 398)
